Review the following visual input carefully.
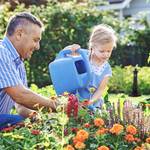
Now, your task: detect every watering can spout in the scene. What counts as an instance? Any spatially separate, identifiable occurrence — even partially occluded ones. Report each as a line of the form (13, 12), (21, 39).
(49, 49), (91, 95)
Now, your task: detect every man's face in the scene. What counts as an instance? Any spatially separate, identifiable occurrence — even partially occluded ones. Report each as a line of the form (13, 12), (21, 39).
(18, 23), (42, 59)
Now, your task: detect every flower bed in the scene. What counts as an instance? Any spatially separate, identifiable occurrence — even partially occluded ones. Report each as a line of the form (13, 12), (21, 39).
(0, 94), (150, 150)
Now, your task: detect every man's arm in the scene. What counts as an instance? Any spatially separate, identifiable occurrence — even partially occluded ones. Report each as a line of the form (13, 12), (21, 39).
(4, 84), (57, 111)
(15, 103), (36, 118)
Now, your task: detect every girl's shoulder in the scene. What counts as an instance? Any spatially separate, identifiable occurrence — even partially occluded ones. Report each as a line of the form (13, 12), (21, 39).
(91, 61), (112, 76)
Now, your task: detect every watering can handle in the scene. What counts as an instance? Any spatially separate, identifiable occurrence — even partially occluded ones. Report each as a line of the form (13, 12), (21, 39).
(56, 49), (72, 58)
(57, 49), (91, 85)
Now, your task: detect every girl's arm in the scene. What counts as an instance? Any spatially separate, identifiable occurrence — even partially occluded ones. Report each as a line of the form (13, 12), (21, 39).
(63, 44), (80, 56)
(88, 76), (110, 105)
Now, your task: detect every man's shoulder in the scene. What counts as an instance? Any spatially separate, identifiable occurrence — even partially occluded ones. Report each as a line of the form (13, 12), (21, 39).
(0, 43), (11, 61)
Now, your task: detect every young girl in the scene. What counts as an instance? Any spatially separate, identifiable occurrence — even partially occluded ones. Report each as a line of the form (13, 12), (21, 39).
(64, 24), (117, 111)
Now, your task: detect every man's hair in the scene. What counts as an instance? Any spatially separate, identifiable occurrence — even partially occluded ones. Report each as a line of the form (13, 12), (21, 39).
(6, 12), (43, 36)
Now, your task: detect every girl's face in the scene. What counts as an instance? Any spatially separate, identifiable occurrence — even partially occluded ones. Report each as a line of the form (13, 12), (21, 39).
(93, 42), (114, 62)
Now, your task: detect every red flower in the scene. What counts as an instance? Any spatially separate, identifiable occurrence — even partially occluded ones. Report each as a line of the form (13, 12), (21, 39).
(134, 137), (141, 142)
(67, 94), (79, 118)
(64, 128), (68, 136)
(84, 123), (91, 128)
(71, 127), (78, 133)
(1, 127), (14, 132)
(31, 129), (41, 135)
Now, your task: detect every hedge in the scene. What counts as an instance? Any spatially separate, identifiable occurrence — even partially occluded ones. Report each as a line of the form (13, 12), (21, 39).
(0, 2), (149, 88)
(109, 66), (150, 95)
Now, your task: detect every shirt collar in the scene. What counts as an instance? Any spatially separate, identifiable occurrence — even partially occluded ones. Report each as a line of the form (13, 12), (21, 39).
(2, 36), (20, 61)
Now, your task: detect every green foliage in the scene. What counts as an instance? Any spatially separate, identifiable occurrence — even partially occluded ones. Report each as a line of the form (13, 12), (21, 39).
(109, 66), (150, 94)
(0, 1), (149, 87)
(0, 1), (119, 87)
(27, 2), (108, 86)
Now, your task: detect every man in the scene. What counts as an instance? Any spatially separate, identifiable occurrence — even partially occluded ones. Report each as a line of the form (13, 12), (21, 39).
(0, 12), (57, 119)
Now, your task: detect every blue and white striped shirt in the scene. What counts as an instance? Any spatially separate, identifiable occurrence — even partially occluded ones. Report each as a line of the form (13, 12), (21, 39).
(0, 36), (27, 114)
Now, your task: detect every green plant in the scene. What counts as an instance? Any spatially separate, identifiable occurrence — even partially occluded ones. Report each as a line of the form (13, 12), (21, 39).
(109, 66), (150, 94)
(0, 88), (150, 149)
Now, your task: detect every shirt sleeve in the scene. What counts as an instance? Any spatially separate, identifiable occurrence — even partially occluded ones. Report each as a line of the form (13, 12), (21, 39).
(0, 58), (21, 89)
(103, 63), (112, 78)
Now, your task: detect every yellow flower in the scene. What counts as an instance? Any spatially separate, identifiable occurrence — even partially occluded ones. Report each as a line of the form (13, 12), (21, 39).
(43, 142), (49, 147)
(12, 134), (24, 139)
(89, 87), (96, 93)
(64, 145), (75, 150)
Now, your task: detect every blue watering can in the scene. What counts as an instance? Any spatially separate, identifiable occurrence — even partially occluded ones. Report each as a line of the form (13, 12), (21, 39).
(49, 49), (91, 95)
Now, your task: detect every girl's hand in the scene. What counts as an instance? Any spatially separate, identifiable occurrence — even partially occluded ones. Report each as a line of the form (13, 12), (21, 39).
(63, 44), (81, 52)
(81, 100), (93, 106)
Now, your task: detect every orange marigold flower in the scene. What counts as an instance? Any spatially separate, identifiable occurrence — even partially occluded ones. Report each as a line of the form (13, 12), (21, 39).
(73, 136), (79, 145)
(74, 142), (85, 149)
(94, 118), (104, 127)
(84, 123), (91, 128)
(134, 146), (144, 150)
(126, 125), (137, 135)
(73, 135), (85, 144)
(109, 124), (124, 135)
(146, 137), (150, 143)
(96, 128), (108, 135)
(31, 129), (41, 135)
(125, 134), (135, 142)
(76, 129), (89, 141)
(64, 145), (75, 150)
(97, 146), (110, 150)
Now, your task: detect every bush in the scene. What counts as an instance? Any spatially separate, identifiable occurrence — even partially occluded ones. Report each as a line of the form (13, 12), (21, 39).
(109, 66), (150, 95)
(0, 2), (149, 87)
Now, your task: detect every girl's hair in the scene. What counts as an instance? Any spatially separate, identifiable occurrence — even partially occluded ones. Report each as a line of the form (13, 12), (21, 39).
(89, 24), (117, 50)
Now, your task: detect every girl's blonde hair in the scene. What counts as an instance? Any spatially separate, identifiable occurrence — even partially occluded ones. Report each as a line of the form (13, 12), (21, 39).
(89, 24), (117, 49)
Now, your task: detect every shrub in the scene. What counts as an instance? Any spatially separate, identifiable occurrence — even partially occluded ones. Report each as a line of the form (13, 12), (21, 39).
(0, 2), (149, 87)
(109, 66), (150, 94)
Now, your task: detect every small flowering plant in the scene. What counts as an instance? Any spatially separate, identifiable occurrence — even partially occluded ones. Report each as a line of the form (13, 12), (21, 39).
(64, 95), (150, 150)
(65, 115), (150, 150)
(0, 87), (150, 150)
